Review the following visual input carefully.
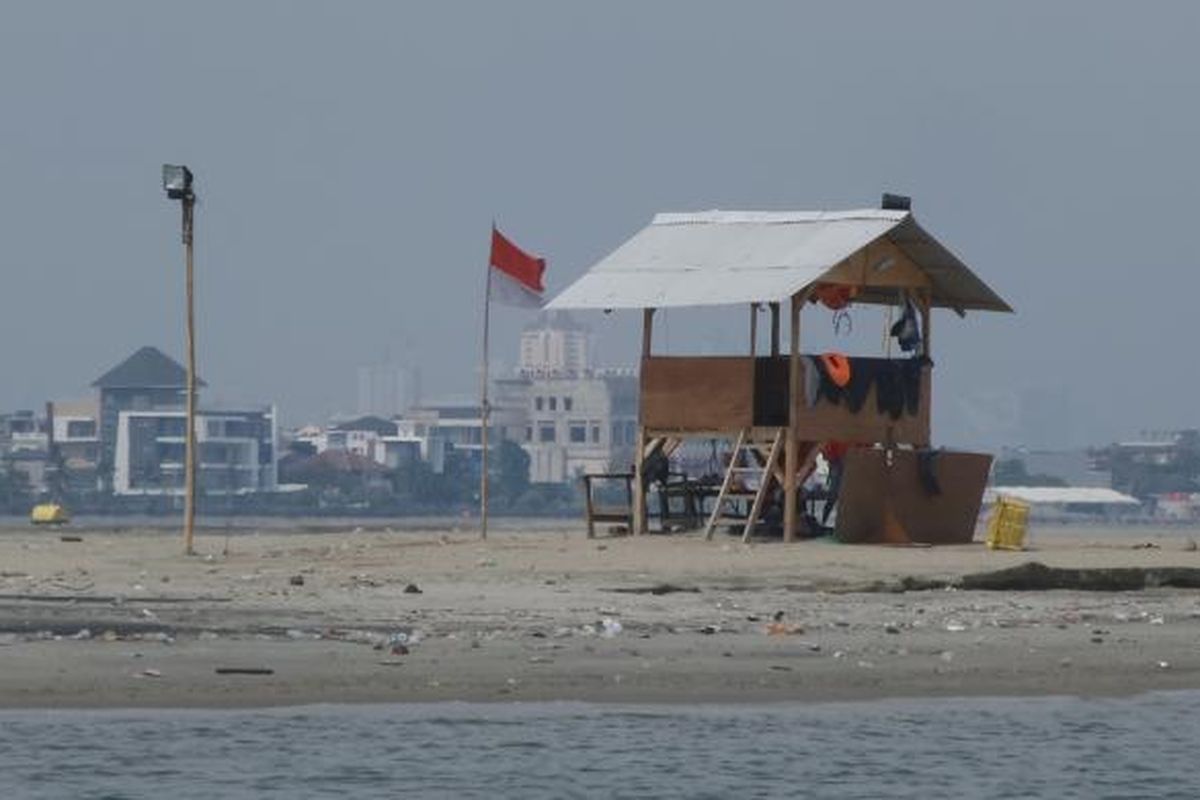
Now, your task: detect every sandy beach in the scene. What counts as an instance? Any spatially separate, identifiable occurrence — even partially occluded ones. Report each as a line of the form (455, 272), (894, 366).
(2, 521), (1200, 708)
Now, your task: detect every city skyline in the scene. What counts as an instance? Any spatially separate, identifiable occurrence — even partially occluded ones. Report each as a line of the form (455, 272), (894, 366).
(2, 3), (1200, 450)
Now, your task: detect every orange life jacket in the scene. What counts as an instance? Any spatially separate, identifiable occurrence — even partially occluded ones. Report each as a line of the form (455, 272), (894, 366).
(813, 283), (858, 311)
(819, 352), (851, 387)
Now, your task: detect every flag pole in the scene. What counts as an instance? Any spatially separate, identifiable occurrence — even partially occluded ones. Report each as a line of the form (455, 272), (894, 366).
(480, 239), (493, 541)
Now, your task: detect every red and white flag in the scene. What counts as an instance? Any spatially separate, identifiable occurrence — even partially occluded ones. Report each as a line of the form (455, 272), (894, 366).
(489, 227), (545, 308)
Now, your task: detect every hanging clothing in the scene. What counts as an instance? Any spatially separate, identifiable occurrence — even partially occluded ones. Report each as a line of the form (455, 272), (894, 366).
(816, 357), (844, 405)
(803, 356), (821, 408)
(890, 295), (923, 353)
(874, 363), (905, 420)
(845, 360), (888, 414)
(818, 355), (929, 418)
(916, 448), (943, 496)
(901, 356), (932, 415)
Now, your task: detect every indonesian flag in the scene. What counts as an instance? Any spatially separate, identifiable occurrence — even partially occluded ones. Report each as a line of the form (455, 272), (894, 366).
(489, 227), (545, 307)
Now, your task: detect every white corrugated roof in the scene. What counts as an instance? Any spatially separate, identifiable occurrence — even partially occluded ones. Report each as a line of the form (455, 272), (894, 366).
(986, 487), (1142, 506)
(547, 209), (1011, 312)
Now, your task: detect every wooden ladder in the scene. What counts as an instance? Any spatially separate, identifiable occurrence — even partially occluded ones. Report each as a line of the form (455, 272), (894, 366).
(703, 429), (785, 542)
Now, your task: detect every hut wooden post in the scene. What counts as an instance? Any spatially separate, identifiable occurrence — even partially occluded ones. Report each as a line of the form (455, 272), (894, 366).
(749, 303), (759, 357)
(633, 308), (655, 535)
(769, 302), (780, 357)
(783, 293), (804, 542)
(920, 291), (932, 357)
(920, 291), (933, 445)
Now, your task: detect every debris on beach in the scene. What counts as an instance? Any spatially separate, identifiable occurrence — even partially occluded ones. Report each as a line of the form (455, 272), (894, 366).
(136, 668), (162, 678)
(285, 629), (318, 640)
(403, 583), (422, 594)
(606, 583), (699, 595)
(386, 630), (420, 655)
(600, 618), (623, 637)
(289, 574), (305, 586)
(214, 667), (274, 676)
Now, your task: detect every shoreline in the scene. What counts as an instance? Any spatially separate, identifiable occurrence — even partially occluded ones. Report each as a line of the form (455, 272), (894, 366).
(5, 686), (1200, 716)
(2, 525), (1200, 709)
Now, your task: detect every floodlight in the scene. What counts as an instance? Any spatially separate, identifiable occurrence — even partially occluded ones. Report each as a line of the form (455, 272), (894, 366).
(162, 164), (194, 200)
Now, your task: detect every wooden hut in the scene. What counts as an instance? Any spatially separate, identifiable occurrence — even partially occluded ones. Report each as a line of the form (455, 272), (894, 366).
(548, 199), (1012, 543)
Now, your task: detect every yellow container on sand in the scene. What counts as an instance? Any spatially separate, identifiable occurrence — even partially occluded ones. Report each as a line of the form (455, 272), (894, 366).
(30, 503), (70, 525)
(985, 496), (1029, 551)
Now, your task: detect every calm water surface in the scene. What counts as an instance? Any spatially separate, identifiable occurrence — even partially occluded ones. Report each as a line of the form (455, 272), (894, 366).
(2, 693), (1198, 799)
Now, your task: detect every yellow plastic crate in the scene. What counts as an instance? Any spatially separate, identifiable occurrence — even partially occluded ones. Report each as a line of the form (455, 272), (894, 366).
(986, 496), (1029, 551)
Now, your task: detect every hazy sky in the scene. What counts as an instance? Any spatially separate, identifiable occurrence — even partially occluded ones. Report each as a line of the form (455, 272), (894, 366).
(2, 1), (1198, 450)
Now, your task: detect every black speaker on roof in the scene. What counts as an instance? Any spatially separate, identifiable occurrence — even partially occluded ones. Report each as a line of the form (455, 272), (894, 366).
(881, 193), (912, 211)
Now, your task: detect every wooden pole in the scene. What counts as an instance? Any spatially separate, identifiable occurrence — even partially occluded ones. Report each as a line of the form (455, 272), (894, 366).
(480, 262), (493, 540)
(749, 303), (759, 357)
(641, 307), (655, 359)
(919, 291), (933, 446)
(919, 291), (932, 357)
(783, 293), (802, 542)
(769, 302), (780, 357)
(182, 195), (197, 556)
(633, 308), (655, 535)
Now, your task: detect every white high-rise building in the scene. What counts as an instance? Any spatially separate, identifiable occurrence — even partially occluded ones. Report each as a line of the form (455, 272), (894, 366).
(519, 312), (592, 378)
(510, 312), (636, 483)
(356, 364), (421, 418)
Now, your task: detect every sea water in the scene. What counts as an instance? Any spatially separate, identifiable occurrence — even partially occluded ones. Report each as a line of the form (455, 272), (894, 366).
(3, 692), (1199, 799)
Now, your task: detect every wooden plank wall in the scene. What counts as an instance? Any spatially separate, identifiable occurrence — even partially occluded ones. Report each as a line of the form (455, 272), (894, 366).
(640, 356), (754, 431)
